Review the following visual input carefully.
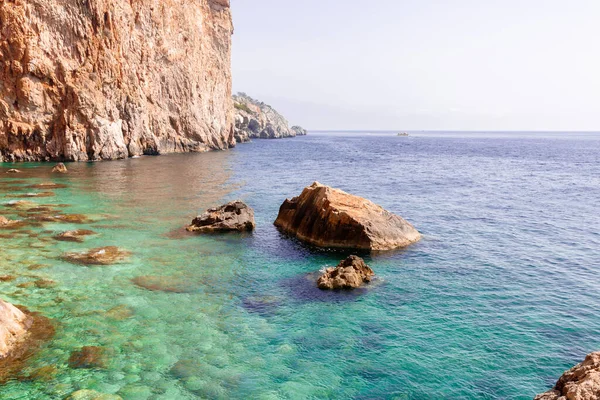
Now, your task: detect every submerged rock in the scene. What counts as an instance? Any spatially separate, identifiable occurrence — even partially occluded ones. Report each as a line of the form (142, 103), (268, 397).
(54, 229), (97, 243)
(535, 352), (600, 400)
(27, 183), (68, 190)
(317, 256), (375, 290)
(6, 169), (21, 174)
(132, 276), (196, 293)
(65, 389), (122, 400)
(7, 192), (55, 198)
(62, 246), (129, 266)
(33, 214), (89, 224)
(51, 163), (68, 173)
(170, 359), (203, 379)
(187, 201), (255, 233)
(274, 182), (421, 251)
(68, 346), (108, 369)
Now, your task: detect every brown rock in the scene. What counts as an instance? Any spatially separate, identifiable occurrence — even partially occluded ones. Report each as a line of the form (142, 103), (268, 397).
(65, 390), (122, 400)
(51, 163), (68, 173)
(7, 192), (55, 198)
(34, 279), (56, 289)
(317, 255), (375, 290)
(0, 275), (16, 282)
(0, 216), (23, 228)
(0, 300), (54, 382)
(62, 246), (129, 266)
(535, 352), (600, 400)
(274, 182), (421, 251)
(33, 214), (90, 224)
(68, 346), (108, 369)
(0, 0), (234, 162)
(105, 305), (134, 321)
(27, 364), (58, 382)
(0, 299), (31, 358)
(54, 229), (97, 243)
(27, 183), (68, 189)
(132, 276), (197, 293)
(6, 169), (21, 174)
(187, 201), (255, 233)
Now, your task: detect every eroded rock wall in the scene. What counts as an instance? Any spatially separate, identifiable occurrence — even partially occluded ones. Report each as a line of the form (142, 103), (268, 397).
(0, 0), (234, 161)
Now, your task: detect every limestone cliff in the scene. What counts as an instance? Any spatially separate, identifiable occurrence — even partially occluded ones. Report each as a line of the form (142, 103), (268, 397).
(535, 352), (600, 400)
(0, 0), (234, 162)
(233, 92), (307, 142)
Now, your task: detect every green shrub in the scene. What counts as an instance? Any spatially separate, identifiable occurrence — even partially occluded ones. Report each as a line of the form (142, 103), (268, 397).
(234, 102), (253, 113)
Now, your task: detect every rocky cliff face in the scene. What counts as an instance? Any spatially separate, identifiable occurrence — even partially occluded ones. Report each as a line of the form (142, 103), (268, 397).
(0, 0), (234, 162)
(535, 352), (600, 400)
(233, 93), (307, 142)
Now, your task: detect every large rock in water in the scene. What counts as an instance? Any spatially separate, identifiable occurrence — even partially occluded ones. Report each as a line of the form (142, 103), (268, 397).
(317, 255), (375, 290)
(274, 182), (421, 251)
(0, 0), (234, 162)
(0, 298), (54, 382)
(535, 352), (600, 400)
(233, 93), (307, 142)
(0, 299), (31, 358)
(187, 201), (255, 232)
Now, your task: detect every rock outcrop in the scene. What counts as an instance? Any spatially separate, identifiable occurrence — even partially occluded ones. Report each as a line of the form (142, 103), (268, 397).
(535, 352), (600, 400)
(0, 0), (234, 162)
(51, 163), (68, 173)
(317, 255), (374, 290)
(0, 299), (54, 382)
(62, 246), (129, 265)
(0, 299), (31, 359)
(233, 93), (307, 142)
(274, 182), (421, 251)
(54, 229), (97, 242)
(187, 200), (255, 232)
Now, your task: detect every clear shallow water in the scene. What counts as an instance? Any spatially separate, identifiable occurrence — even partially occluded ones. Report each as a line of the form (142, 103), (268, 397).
(1, 131), (599, 399)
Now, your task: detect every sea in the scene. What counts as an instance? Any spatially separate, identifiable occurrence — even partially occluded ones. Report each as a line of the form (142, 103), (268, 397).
(1, 131), (599, 399)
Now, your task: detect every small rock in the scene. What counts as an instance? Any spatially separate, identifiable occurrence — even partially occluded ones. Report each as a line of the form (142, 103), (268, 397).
(6, 169), (21, 174)
(28, 364), (58, 382)
(187, 200), (255, 233)
(0, 275), (16, 282)
(317, 255), (375, 290)
(54, 229), (97, 243)
(62, 246), (129, 266)
(0, 216), (23, 228)
(51, 163), (68, 173)
(27, 183), (68, 189)
(68, 346), (108, 369)
(106, 305), (134, 321)
(65, 389), (123, 400)
(170, 359), (203, 379)
(132, 276), (196, 293)
(34, 279), (56, 289)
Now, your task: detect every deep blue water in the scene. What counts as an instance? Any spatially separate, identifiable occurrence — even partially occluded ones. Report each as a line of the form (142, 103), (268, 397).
(1, 131), (599, 399)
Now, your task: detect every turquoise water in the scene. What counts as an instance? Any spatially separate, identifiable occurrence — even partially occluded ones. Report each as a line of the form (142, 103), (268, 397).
(1, 131), (599, 399)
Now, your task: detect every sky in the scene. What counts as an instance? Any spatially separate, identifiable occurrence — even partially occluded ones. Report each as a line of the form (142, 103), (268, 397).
(230, 0), (600, 131)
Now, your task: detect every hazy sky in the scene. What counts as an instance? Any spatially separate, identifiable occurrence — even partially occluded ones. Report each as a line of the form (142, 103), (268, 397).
(231, 0), (600, 131)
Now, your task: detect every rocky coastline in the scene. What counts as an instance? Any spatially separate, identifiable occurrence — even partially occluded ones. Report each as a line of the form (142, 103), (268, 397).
(233, 93), (307, 143)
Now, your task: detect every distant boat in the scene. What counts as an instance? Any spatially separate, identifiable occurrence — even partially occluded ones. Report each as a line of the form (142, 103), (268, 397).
(397, 132), (409, 136)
